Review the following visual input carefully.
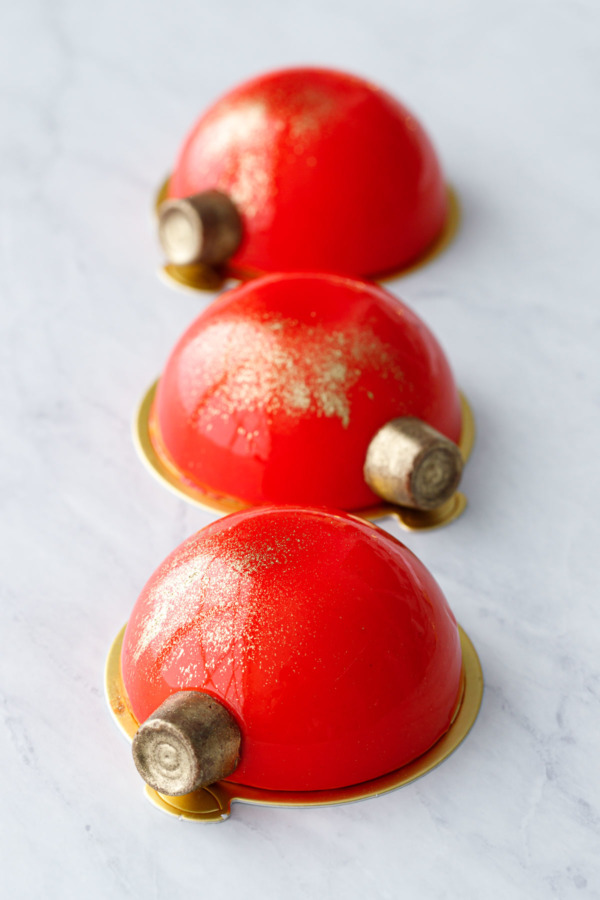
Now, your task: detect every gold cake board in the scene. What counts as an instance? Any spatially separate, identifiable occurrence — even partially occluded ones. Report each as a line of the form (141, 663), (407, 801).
(106, 625), (483, 823)
(154, 178), (461, 293)
(133, 386), (475, 531)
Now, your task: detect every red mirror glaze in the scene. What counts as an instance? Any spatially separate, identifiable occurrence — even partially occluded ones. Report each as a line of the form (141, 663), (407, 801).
(167, 67), (448, 278)
(152, 272), (462, 510)
(121, 507), (463, 792)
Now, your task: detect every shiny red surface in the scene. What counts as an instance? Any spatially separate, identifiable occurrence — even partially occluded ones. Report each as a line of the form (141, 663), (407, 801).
(153, 272), (462, 510)
(122, 507), (463, 791)
(167, 67), (448, 278)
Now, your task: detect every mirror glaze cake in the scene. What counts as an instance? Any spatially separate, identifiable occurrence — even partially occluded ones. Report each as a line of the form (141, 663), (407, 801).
(120, 507), (465, 793)
(145, 272), (465, 515)
(158, 67), (450, 279)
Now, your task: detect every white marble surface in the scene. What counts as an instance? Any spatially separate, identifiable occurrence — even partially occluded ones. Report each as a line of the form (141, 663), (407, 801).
(1, 0), (599, 896)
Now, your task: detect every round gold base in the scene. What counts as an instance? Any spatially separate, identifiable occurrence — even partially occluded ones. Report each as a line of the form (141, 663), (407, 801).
(133, 385), (475, 531)
(105, 625), (483, 822)
(154, 177), (461, 293)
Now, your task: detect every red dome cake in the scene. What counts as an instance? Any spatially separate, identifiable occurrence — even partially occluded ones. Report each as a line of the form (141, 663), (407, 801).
(145, 272), (465, 515)
(120, 507), (465, 794)
(158, 67), (450, 280)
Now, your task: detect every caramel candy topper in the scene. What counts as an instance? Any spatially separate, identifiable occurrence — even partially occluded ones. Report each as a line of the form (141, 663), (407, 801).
(158, 191), (242, 267)
(364, 417), (463, 510)
(132, 691), (241, 796)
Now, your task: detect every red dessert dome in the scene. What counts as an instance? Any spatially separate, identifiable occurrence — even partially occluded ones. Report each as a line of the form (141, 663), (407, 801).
(150, 272), (463, 512)
(121, 506), (464, 792)
(161, 67), (449, 278)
